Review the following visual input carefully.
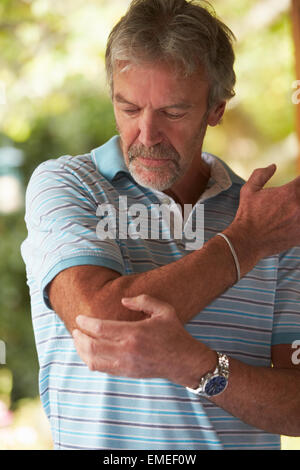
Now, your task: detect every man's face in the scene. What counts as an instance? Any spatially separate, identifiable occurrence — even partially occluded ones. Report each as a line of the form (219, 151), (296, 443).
(113, 60), (223, 191)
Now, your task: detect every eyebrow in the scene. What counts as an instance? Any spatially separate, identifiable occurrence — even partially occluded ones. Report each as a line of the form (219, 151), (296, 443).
(114, 94), (135, 106)
(114, 93), (193, 110)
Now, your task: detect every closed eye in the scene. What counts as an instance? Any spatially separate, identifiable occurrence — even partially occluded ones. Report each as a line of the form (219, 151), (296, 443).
(163, 111), (186, 120)
(123, 108), (140, 115)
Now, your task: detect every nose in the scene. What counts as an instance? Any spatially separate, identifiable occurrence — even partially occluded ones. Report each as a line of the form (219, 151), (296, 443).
(138, 111), (163, 148)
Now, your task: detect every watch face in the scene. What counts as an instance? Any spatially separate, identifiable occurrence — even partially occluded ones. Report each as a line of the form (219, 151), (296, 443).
(204, 376), (227, 397)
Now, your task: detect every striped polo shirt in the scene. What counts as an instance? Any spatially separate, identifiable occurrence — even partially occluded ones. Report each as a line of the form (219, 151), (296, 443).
(21, 135), (300, 450)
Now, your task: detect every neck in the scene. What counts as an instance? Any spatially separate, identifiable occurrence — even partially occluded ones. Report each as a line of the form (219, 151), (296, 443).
(164, 158), (211, 209)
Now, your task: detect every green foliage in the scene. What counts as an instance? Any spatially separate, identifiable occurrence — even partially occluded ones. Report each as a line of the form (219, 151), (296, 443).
(0, 0), (117, 403)
(0, 84), (116, 404)
(0, 211), (39, 403)
(18, 78), (116, 186)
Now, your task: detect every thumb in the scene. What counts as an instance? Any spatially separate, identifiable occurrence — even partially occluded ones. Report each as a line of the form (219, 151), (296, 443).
(246, 163), (277, 192)
(121, 295), (174, 317)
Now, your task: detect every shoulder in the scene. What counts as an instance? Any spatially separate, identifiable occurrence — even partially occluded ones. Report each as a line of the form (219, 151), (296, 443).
(27, 151), (97, 187)
(24, 151), (114, 226)
(25, 150), (113, 204)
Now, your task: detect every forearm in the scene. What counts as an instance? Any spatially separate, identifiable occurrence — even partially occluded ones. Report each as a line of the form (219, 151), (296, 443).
(48, 226), (259, 332)
(92, 225), (259, 324)
(213, 359), (300, 436)
(183, 349), (300, 437)
(49, 224), (258, 332)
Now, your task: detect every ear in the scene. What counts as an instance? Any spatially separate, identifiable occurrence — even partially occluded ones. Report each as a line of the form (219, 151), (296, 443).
(207, 101), (226, 127)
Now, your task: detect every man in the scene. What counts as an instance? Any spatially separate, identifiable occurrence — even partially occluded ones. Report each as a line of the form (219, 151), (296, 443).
(21, 0), (300, 450)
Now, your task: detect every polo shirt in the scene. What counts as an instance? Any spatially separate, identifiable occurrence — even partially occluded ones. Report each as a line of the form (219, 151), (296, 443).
(21, 135), (300, 450)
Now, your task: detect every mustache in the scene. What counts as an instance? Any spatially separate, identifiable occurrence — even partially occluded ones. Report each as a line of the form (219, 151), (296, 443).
(128, 143), (180, 162)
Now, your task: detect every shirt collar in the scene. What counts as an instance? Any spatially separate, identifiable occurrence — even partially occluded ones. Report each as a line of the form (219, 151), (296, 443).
(91, 135), (244, 194)
(91, 135), (129, 181)
(197, 152), (244, 203)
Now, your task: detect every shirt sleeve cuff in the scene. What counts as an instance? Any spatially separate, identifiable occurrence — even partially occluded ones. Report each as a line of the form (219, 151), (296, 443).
(41, 255), (124, 309)
(271, 332), (300, 346)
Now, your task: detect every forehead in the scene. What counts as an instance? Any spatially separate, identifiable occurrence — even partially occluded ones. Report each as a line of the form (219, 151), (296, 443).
(112, 60), (210, 107)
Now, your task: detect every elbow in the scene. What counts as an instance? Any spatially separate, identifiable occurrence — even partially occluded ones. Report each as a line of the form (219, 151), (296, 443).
(90, 277), (146, 322)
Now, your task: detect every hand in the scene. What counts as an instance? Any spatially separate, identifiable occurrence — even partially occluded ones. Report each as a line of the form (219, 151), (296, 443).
(72, 294), (216, 388)
(225, 164), (300, 263)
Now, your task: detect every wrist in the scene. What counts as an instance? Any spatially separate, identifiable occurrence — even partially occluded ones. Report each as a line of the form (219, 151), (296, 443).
(216, 233), (241, 283)
(179, 342), (217, 389)
(223, 222), (262, 278)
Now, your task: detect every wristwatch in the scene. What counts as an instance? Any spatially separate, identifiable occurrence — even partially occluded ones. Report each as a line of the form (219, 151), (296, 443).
(186, 352), (230, 398)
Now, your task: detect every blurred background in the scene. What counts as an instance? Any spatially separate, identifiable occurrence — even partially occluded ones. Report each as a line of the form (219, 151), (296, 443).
(0, 0), (299, 450)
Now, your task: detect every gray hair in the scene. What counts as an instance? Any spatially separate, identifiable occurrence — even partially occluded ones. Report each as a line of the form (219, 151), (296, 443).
(105, 0), (236, 109)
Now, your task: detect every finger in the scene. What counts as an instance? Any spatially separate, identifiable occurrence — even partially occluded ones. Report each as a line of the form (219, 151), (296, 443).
(121, 294), (175, 316)
(72, 328), (121, 361)
(76, 315), (135, 340)
(73, 332), (119, 373)
(246, 164), (276, 192)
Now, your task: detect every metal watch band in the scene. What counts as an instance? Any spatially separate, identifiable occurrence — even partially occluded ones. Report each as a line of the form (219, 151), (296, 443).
(217, 352), (230, 378)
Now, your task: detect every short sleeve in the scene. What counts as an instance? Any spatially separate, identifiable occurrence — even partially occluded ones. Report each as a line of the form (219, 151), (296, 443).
(272, 246), (300, 345)
(21, 157), (125, 309)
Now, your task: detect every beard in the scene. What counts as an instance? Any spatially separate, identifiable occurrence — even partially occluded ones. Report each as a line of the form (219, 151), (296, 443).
(127, 142), (182, 191)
